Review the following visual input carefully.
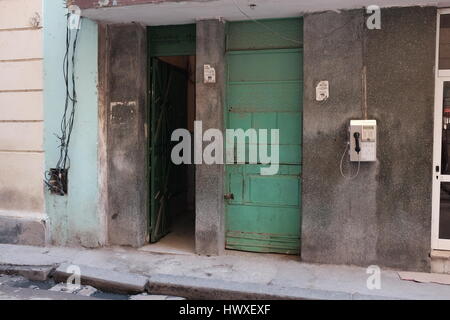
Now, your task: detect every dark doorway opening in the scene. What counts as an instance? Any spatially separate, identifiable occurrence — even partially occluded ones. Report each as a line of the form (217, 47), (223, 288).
(147, 51), (196, 254)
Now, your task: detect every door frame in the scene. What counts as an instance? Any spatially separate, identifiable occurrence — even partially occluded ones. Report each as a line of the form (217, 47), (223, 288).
(147, 24), (197, 243)
(431, 78), (450, 250)
(432, 9), (450, 250)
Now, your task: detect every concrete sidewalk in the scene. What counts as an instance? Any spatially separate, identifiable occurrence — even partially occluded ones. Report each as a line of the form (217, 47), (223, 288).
(0, 244), (449, 300)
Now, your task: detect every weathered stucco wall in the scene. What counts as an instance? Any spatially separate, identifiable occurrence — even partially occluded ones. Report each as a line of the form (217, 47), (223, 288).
(195, 20), (226, 256)
(0, 0), (47, 245)
(366, 6), (435, 270)
(103, 24), (149, 248)
(43, 1), (104, 247)
(302, 6), (436, 271)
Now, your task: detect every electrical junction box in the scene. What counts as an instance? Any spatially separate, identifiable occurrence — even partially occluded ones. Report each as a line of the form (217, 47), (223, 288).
(349, 120), (377, 162)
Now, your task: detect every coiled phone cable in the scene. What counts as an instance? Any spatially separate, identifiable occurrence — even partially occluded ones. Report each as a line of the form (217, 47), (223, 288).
(340, 142), (361, 179)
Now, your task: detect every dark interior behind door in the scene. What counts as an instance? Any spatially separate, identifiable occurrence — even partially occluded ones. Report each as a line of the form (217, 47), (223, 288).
(149, 58), (188, 243)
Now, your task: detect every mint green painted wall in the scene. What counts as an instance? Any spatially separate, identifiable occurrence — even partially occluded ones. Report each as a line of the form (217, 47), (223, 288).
(43, 1), (103, 247)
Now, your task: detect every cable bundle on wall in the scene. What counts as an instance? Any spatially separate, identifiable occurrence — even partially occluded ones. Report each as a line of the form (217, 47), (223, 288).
(44, 8), (81, 196)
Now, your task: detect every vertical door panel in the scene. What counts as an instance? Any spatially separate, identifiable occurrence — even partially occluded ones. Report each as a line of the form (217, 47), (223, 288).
(225, 19), (303, 254)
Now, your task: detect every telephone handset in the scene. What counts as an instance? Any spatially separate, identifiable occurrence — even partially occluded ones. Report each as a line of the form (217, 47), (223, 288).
(353, 132), (361, 154)
(349, 120), (376, 162)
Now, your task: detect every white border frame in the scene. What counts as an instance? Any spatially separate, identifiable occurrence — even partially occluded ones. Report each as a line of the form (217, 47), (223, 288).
(432, 9), (450, 250)
(431, 78), (450, 250)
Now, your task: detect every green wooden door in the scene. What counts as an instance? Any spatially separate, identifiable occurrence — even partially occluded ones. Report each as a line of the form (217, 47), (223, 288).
(150, 58), (188, 242)
(148, 25), (195, 243)
(225, 19), (303, 255)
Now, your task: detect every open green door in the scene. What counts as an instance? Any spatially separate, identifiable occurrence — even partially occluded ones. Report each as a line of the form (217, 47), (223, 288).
(225, 19), (303, 254)
(149, 58), (188, 243)
(148, 24), (195, 243)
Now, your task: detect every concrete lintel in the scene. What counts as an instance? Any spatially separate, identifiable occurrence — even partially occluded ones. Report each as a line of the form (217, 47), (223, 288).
(70, 0), (179, 10)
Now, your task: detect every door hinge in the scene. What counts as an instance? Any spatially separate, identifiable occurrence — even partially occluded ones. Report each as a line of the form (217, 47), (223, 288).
(224, 193), (234, 200)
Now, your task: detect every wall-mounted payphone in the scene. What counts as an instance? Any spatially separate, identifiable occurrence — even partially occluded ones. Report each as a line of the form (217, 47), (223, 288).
(340, 120), (377, 179)
(349, 120), (377, 162)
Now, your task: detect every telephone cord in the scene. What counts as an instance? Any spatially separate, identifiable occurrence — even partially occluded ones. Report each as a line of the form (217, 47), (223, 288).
(340, 142), (361, 179)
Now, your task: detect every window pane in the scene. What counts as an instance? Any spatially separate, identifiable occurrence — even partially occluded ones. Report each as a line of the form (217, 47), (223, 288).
(440, 182), (450, 239)
(440, 14), (450, 70)
(443, 82), (450, 174)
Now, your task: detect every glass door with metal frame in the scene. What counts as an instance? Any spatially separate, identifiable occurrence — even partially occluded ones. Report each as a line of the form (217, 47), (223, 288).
(433, 79), (450, 250)
(432, 11), (450, 250)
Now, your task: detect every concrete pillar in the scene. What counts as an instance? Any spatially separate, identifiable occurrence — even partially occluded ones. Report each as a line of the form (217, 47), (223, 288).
(195, 20), (226, 256)
(302, 10), (367, 266)
(103, 24), (148, 247)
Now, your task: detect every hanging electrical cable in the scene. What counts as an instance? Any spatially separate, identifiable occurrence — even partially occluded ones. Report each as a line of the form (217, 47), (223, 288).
(44, 8), (81, 196)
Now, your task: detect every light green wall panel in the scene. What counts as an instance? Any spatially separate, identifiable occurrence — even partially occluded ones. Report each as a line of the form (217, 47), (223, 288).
(43, 1), (101, 246)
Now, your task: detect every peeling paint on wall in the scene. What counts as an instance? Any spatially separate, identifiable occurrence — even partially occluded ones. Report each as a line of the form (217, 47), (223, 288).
(43, 1), (104, 247)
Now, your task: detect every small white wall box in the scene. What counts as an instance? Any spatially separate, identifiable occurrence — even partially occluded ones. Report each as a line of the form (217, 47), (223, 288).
(203, 64), (216, 84)
(349, 120), (377, 162)
(316, 80), (329, 101)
